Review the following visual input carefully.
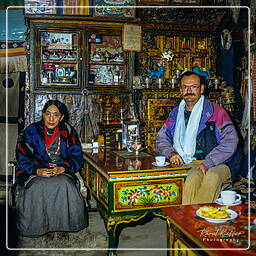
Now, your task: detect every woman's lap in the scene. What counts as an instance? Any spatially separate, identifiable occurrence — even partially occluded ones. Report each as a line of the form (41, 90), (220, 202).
(16, 173), (87, 237)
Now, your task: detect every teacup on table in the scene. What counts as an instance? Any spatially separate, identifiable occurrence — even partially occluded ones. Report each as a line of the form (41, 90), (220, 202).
(220, 190), (241, 205)
(155, 156), (166, 166)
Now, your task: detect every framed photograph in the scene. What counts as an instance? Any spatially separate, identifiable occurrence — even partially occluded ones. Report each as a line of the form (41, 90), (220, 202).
(138, 0), (168, 4)
(123, 24), (142, 52)
(94, 0), (136, 18)
(88, 34), (102, 43)
(170, 0), (201, 5)
(46, 32), (72, 50)
(59, 0), (92, 16)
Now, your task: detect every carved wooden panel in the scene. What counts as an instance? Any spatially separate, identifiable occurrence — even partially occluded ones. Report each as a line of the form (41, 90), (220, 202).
(140, 34), (216, 79)
(142, 90), (181, 149)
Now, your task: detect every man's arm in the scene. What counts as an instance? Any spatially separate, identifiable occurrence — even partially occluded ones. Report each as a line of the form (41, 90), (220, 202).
(203, 122), (239, 169)
(155, 123), (176, 158)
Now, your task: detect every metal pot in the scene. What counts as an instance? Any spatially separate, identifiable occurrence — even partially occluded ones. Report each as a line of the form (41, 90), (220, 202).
(170, 77), (178, 89)
(173, 69), (181, 78)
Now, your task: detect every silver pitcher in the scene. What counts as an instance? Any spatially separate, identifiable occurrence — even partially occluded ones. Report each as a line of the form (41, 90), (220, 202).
(155, 77), (165, 89)
(144, 77), (152, 89)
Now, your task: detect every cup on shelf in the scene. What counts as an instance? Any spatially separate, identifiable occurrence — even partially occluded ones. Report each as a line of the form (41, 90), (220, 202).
(220, 190), (241, 204)
(155, 156), (166, 166)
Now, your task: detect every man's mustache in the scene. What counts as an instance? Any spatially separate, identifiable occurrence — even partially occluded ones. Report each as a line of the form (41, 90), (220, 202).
(184, 93), (195, 97)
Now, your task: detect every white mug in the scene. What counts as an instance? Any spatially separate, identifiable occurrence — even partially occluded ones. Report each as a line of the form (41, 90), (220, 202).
(221, 190), (241, 204)
(155, 156), (166, 166)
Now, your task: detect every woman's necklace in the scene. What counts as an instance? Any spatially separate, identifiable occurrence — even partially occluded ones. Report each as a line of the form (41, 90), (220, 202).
(46, 135), (61, 156)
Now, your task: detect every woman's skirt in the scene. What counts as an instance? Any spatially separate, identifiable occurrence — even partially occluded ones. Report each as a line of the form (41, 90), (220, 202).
(16, 173), (88, 237)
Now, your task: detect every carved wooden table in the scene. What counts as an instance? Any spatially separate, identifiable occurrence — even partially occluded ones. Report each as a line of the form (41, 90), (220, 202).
(163, 203), (256, 256)
(83, 150), (190, 255)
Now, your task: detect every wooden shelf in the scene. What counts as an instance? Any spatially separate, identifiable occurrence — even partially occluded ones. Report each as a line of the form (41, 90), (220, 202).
(42, 60), (78, 64)
(89, 61), (124, 65)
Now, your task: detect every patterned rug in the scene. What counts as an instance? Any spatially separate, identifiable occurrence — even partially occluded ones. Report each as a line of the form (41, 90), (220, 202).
(232, 176), (256, 209)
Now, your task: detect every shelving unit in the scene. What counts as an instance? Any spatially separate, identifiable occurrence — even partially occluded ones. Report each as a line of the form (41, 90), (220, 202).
(88, 34), (126, 88)
(38, 30), (81, 89)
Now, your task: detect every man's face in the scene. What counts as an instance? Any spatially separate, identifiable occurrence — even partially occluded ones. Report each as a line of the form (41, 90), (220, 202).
(180, 74), (204, 106)
(43, 104), (64, 129)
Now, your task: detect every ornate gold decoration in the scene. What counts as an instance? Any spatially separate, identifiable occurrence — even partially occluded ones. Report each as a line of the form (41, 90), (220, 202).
(142, 91), (181, 149)
(140, 33), (215, 81)
(106, 212), (148, 232)
(138, 8), (226, 27)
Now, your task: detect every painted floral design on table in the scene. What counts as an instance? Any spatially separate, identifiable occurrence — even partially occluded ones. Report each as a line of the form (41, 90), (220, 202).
(119, 183), (179, 206)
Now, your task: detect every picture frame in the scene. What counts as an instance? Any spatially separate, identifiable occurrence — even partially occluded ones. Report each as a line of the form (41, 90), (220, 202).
(123, 24), (142, 52)
(94, 0), (136, 18)
(47, 32), (73, 50)
(138, 0), (168, 5)
(169, 0), (201, 5)
(88, 34), (102, 43)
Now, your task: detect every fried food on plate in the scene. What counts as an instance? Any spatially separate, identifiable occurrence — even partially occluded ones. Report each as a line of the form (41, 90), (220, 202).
(198, 206), (230, 219)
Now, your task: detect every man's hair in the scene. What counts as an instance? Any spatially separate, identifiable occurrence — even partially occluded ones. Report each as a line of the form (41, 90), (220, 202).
(42, 99), (69, 123)
(178, 71), (205, 85)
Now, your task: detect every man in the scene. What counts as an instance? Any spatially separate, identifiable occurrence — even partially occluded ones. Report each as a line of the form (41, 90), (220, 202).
(156, 71), (242, 205)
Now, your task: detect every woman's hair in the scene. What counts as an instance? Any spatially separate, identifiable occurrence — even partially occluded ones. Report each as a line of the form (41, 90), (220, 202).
(42, 100), (69, 123)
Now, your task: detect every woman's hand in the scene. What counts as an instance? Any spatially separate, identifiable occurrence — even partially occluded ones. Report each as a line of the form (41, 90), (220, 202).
(169, 152), (184, 167)
(48, 163), (65, 175)
(37, 165), (65, 177)
(37, 168), (56, 177)
(52, 166), (65, 175)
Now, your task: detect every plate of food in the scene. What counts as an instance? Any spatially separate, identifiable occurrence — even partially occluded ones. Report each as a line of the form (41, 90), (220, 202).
(196, 206), (238, 223)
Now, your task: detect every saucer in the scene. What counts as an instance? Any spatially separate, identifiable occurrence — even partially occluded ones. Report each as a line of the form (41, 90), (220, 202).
(215, 197), (242, 206)
(152, 161), (170, 167)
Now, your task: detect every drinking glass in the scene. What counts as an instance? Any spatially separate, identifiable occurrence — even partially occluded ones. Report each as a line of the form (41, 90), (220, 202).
(131, 136), (142, 155)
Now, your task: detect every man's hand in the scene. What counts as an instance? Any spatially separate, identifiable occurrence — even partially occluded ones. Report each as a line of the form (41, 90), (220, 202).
(169, 152), (184, 167)
(197, 163), (208, 175)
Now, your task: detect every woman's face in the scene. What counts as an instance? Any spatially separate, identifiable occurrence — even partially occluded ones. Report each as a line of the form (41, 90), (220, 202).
(43, 104), (64, 129)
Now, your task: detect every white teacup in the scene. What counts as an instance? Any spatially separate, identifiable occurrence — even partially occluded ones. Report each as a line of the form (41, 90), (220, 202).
(155, 156), (166, 166)
(220, 190), (241, 204)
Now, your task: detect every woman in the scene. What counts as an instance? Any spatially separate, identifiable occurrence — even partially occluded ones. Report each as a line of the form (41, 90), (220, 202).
(16, 100), (88, 237)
